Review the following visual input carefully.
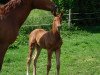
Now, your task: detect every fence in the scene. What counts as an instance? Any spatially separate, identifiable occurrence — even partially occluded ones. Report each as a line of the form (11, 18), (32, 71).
(66, 9), (100, 27)
(21, 9), (100, 28)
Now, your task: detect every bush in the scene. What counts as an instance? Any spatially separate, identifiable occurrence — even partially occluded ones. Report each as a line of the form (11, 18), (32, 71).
(53, 0), (100, 25)
(9, 34), (28, 49)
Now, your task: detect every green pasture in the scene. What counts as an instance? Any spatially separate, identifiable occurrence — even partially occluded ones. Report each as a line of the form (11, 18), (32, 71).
(1, 10), (100, 75)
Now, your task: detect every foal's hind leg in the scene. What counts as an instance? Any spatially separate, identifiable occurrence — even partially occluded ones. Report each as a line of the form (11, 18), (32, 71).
(27, 43), (34, 75)
(33, 45), (41, 75)
(55, 49), (61, 75)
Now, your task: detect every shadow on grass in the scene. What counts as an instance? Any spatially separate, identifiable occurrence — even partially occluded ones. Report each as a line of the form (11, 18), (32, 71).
(79, 26), (100, 33)
(67, 25), (100, 33)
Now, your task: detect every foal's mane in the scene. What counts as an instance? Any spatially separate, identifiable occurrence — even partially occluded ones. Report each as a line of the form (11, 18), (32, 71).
(0, 0), (22, 16)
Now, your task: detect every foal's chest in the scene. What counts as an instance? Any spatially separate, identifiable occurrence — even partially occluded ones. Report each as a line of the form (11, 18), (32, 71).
(44, 35), (62, 50)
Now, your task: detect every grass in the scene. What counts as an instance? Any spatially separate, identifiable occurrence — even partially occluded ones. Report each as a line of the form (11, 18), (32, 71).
(23, 9), (54, 25)
(1, 10), (100, 75)
(1, 30), (100, 75)
(61, 31), (100, 75)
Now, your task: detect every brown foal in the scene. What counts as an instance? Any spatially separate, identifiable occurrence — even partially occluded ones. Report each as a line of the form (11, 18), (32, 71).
(27, 13), (63, 75)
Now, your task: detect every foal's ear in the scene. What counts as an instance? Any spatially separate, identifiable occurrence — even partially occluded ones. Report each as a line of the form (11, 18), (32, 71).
(60, 12), (63, 17)
(53, 11), (58, 16)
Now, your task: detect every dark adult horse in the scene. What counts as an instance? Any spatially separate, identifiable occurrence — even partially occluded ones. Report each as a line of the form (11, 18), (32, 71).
(0, 0), (57, 71)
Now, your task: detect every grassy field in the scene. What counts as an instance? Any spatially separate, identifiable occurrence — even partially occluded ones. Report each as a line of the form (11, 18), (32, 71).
(1, 30), (100, 75)
(1, 10), (100, 75)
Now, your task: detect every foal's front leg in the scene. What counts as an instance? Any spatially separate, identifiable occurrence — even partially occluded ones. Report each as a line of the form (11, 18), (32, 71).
(55, 49), (61, 75)
(47, 50), (53, 75)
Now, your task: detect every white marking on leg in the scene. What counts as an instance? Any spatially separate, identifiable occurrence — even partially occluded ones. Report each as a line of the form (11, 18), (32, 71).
(33, 46), (41, 75)
(27, 65), (29, 75)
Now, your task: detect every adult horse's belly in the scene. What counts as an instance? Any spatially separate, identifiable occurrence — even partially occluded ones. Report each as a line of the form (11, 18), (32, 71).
(0, 21), (18, 44)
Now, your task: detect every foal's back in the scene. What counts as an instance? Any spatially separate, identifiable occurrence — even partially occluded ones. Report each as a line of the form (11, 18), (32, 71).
(29, 29), (48, 48)
(29, 29), (46, 44)
(29, 29), (61, 49)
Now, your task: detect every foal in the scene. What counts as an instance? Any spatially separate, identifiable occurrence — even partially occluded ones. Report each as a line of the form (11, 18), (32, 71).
(27, 13), (63, 75)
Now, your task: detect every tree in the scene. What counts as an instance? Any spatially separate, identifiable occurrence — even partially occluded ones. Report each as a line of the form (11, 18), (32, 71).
(54, 0), (100, 25)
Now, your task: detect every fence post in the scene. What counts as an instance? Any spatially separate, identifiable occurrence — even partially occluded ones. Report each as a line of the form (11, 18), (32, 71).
(68, 9), (71, 28)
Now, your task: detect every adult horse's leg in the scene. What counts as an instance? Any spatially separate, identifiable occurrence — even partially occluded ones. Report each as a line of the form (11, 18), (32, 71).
(33, 45), (41, 75)
(0, 43), (9, 71)
(55, 49), (61, 75)
(27, 43), (34, 75)
(47, 50), (53, 75)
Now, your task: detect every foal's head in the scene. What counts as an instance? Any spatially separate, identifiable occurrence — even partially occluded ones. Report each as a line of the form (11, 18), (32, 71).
(52, 13), (63, 32)
(31, 0), (57, 16)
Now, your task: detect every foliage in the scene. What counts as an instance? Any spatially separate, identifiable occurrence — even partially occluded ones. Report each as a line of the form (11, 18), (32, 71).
(53, 0), (100, 12)
(53, 0), (76, 12)
(9, 34), (28, 49)
(53, 0), (100, 25)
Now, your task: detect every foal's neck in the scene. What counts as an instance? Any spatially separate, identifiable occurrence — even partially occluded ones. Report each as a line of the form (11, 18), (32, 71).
(51, 24), (60, 37)
(50, 26), (61, 41)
